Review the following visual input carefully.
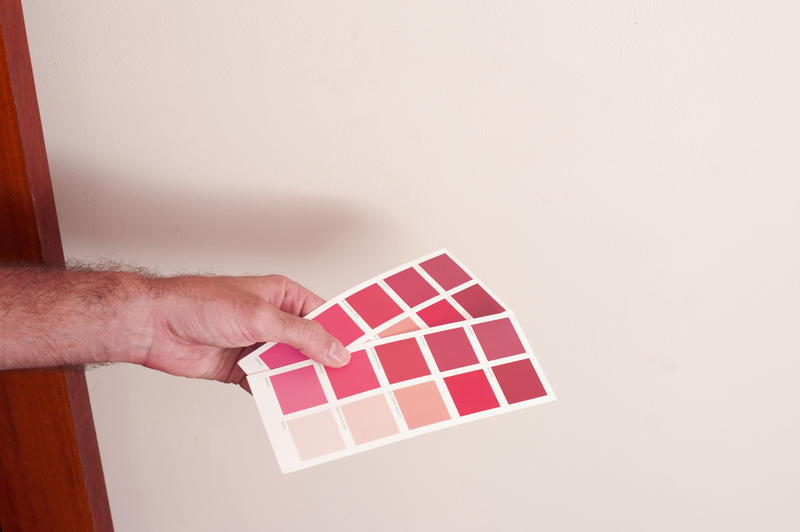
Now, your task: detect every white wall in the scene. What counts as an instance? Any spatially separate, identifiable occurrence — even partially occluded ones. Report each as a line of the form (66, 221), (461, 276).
(22, 1), (799, 530)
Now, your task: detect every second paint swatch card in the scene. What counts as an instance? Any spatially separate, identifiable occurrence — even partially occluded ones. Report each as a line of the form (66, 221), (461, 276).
(248, 312), (555, 472)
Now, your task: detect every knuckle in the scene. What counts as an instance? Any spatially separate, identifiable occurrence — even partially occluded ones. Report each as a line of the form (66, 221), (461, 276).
(297, 319), (324, 348)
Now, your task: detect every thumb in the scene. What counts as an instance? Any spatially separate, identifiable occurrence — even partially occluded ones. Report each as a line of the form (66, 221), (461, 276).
(272, 310), (351, 368)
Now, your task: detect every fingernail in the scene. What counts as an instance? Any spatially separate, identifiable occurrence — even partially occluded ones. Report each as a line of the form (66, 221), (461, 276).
(327, 342), (350, 366)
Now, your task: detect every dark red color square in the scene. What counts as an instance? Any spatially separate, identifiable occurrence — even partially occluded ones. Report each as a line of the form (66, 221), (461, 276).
(374, 338), (431, 384)
(384, 268), (438, 307)
(424, 328), (478, 371)
(444, 370), (500, 416)
(313, 304), (364, 346)
(345, 283), (403, 328)
(325, 350), (380, 399)
(452, 284), (504, 318)
(419, 254), (471, 290)
(472, 318), (525, 360)
(416, 299), (465, 327)
(491, 359), (547, 404)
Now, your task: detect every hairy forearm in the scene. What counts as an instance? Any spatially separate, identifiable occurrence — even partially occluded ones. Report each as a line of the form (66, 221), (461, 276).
(0, 266), (153, 370)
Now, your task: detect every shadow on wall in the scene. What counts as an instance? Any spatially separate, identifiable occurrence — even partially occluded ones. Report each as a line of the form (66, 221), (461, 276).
(51, 162), (392, 267)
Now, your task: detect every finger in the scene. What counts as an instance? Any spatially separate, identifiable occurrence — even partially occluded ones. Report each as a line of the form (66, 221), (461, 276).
(266, 275), (325, 317)
(256, 306), (350, 367)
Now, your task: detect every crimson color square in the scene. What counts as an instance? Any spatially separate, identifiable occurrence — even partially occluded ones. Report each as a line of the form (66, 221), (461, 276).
(325, 350), (379, 399)
(374, 338), (430, 384)
(424, 328), (478, 371)
(444, 370), (500, 416)
(452, 284), (504, 318)
(416, 299), (464, 327)
(385, 268), (438, 307)
(313, 304), (364, 346)
(491, 359), (547, 404)
(472, 318), (525, 360)
(260, 342), (307, 369)
(420, 253), (471, 290)
(345, 283), (402, 328)
(270, 366), (327, 415)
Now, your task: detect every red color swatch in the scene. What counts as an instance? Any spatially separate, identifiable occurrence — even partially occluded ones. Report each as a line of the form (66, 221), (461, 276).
(420, 254), (471, 290)
(491, 359), (547, 404)
(472, 318), (525, 360)
(416, 299), (464, 327)
(325, 350), (380, 399)
(260, 343), (307, 369)
(345, 283), (402, 328)
(444, 370), (500, 416)
(452, 284), (504, 318)
(374, 338), (430, 384)
(313, 304), (364, 346)
(270, 366), (327, 415)
(385, 268), (438, 307)
(424, 328), (478, 371)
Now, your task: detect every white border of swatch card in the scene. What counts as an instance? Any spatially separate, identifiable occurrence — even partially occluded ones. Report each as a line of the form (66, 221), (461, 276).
(238, 249), (509, 375)
(248, 312), (556, 473)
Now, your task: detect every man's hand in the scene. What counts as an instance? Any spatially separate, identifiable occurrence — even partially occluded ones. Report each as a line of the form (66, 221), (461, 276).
(0, 267), (350, 390)
(138, 274), (350, 389)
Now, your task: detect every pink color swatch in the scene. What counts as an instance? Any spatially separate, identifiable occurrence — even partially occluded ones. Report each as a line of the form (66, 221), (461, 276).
(444, 369), (500, 416)
(374, 338), (430, 384)
(270, 366), (327, 415)
(341, 394), (399, 444)
(420, 253), (471, 290)
(417, 299), (464, 327)
(325, 350), (380, 399)
(312, 304), (364, 346)
(473, 317), (526, 360)
(385, 268), (438, 307)
(492, 359), (547, 404)
(424, 328), (478, 371)
(260, 343), (307, 369)
(393, 381), (451, 429)
(452, 284), (505, 318)
(345, 284), (403, 328)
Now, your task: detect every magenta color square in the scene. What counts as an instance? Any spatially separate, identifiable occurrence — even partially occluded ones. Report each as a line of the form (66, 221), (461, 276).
(313, 304), (364, 346)
(270, 365), (327, 415)
(424, 328), (478, 371)
(491, 359), (547, 404)
(260, 342), (307, 369)
(472, 318), (526, 361)
(384, 268), (439, 307)
(374, 338), (431, 384)
(325, 350), (380, 399)
(452, 284), (504, 318)
(345, 284), (402, 328)
(444, 370), (500, 416)
(416, 299), (465, 327)
(419, 253), (471, 290)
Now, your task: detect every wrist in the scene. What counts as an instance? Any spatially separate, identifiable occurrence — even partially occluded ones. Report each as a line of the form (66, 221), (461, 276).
(109, 271), (160, 366)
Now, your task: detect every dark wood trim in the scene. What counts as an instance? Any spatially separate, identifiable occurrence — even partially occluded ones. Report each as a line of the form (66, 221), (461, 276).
(0, 0), (113, 530)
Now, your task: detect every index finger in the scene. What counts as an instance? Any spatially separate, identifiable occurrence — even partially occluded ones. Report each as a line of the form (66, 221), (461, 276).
(261, 275), (325, 317)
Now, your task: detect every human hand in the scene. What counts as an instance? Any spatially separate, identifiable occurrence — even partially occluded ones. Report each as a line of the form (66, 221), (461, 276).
(131, 274), (350, 391)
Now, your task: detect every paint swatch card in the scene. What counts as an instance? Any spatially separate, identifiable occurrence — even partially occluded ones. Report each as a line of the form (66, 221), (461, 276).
(238, 250), (508, 375)
(248, 312), (555, 472)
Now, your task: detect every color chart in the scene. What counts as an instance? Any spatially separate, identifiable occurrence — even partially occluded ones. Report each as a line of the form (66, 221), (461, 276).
(238, 250), (508, 375)
(247, 312), (554, 472)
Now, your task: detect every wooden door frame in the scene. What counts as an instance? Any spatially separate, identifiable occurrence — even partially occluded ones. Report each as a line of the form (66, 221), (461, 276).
(0, 0), (113, 530)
